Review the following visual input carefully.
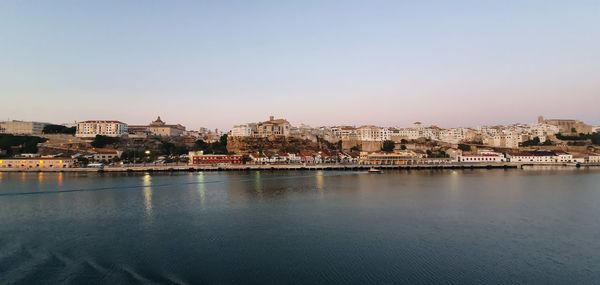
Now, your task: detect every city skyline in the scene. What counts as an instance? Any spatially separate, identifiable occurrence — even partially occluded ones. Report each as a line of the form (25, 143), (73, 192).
(1, 114), (597, 133)
(1, 1), (599, 130)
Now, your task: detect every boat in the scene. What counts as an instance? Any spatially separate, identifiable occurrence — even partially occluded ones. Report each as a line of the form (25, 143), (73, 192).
(368, 167), (384, 174)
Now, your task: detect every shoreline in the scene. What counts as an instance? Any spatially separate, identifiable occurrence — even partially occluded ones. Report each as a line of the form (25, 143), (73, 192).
(1, 163), (598, 173)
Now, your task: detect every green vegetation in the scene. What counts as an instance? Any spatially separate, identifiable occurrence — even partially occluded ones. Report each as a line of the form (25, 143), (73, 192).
(426, 149), (449, 158)
(520, 137), (553, 147)
(120, 150), (147, 163)
(381, 140), (395, 152)
(91, 135), (120, 148)
(0, 134), (47, 155)
(159, 140), (189, 156)
(556, 133), (600, 145)
(458, 144), (471, 152)
(241, 154), (253, 164)
(193, 134), (229, 154)
(42, 124), (76, 134)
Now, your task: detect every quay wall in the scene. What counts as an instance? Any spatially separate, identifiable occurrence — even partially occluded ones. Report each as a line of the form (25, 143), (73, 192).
(1, 163), (599, 173)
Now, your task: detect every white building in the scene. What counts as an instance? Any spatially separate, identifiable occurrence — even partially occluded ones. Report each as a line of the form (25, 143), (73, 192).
(529, 124), (560, 142)
(332, 126), (359, 140)
(438, 128), (467, 144)
(484, 134), (529, 149)
(0, 120), (49, 135)
(507, 151), (573, 163)
(587, 154), (600, 163)
(457, 150), (506, 163)
(231, 123), (256, 137)
(91, 149), (123, 162)
(357, 126), (390, 141)
(76, 120), (128, 138)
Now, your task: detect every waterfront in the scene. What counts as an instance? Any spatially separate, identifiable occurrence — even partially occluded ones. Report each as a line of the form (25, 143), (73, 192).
(1, 170), (600, 284)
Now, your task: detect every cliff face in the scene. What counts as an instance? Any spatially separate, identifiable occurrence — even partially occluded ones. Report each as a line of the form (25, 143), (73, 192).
(227, 137), (324, 155)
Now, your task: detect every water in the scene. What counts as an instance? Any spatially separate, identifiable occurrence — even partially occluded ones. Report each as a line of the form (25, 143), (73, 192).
(1, 169), (600, 284)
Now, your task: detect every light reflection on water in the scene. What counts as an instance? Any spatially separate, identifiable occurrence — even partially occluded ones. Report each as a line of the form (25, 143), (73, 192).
(253, 171), (263, 197)
(37, 172), (44, 184)
(142, 173), (153, 217)
(197, 172), (206, 210)
(315, 170), (325, 192)
(57, 172), (63, 186)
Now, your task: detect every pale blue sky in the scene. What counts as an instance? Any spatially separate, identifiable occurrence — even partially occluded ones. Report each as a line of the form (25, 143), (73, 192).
(1, 0), (599, 130)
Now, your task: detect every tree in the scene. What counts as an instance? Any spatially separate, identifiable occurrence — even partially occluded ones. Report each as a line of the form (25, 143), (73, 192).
(400, 144), (407, 150)
(241, 154), (253, 164)
(91, 135), (120, 148)
(521, 137), (541, 147)
(381, 140), (395, 152)
(193, 135), (229, 154)
(0, 134), (46, 155)
(43, 124), (76, 134)
(458, 144), (471, 152)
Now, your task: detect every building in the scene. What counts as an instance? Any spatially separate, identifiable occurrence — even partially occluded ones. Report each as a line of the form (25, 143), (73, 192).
(76, 120), (128, 138)
(359, 151), (423, 165)
(231, 116), (291, 138)
(484, 134), (529, 149)
(0, 120), (49, 135)
(91, 149), (123, 162)
(188, 151), (243, 165)
(231, 123), (256, 137)
(332, 126), (359, 140)
(255, 116), (291, 138)
(587, 154), (600, 163)
(0, 157), (76, 169)
(538, 116), (593, 134)
(457, 150), (506, 163)
(438, 128), (467, 144)
(128, 116), (186, 137)
(357, 126), (390, 141)
(507, 150), (573, 163)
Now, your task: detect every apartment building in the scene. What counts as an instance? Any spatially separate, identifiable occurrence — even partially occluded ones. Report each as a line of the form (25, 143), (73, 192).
(0, 120), (48, 135)
(76, 120), (128, 138)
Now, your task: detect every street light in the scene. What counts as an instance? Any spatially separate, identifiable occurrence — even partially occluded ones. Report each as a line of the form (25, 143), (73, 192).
(144, 150), (151, 166)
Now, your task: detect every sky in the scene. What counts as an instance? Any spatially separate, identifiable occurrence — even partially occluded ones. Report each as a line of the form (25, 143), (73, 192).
(1, 0), (599, 130)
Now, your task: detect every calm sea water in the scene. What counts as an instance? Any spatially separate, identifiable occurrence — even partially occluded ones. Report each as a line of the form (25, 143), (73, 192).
(1, 169), (600, 284)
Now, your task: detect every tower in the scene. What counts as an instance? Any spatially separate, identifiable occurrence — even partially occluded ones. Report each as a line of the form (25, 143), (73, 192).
(537, 116), (544, 124)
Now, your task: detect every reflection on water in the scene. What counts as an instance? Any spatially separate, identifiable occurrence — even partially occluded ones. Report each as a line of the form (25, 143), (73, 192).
(142, 173), (153, 217)
(57, 172), (63, 186)
(315, 171), (325, 192)
(197, 172), (206, 210)
(37, 172), (44, 184)
(1, 170), (600, 284)
(253, 171), (263, 197)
